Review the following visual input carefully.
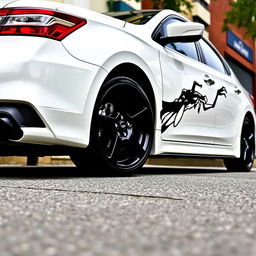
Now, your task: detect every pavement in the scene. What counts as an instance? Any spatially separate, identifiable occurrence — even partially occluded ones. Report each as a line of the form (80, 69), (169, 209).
(0, 165), (256, 256)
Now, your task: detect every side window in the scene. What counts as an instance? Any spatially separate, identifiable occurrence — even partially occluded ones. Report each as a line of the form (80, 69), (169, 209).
(199, 39), (226, 74)
(167, 42), (199, 61)
(156, 18), (199, 61)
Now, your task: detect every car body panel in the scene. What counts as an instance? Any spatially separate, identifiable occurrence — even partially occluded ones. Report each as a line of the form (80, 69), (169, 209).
(0, 1), (15, 8)
(62, 19), (163, 130)
(4, 0), (63, 10)
(0, 36), (106, 147)
(160, 46), (216, 144)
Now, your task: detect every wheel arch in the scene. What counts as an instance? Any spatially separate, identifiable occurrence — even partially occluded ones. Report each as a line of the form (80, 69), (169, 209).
(244, 111), (255, 129)
(83, 52), (162, 148)
(235, 111), (256, 158)
(224, 110), (255, 171)
(102, 63), (157, 123)
(244, 111), (255, 150)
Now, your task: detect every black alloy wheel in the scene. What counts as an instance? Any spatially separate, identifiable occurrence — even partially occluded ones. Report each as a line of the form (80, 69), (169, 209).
(224, 117), (255, 172)
(71, 76), (154, 173)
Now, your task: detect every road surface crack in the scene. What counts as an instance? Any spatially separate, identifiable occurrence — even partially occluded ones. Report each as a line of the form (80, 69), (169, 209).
(0, 185), (184, 200)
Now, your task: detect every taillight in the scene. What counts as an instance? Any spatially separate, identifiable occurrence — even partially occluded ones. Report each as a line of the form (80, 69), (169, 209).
(250, 94), (255, 110)
(0, 8), (86, 40)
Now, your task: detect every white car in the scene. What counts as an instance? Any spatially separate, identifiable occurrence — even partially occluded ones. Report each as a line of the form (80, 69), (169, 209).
(0, 0), (255, 173)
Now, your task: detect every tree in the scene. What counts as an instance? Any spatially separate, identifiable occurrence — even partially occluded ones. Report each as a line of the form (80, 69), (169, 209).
(108, 0), (192, 14)
(223, 0), (256, 38)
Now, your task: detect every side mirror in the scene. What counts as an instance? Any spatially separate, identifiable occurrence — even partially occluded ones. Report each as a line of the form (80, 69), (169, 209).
(159, 22), (204, 45)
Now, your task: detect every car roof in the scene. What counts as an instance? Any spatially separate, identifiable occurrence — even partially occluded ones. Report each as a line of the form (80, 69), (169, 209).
(146, 9), (190, 29)
(105, 9), (186, 27)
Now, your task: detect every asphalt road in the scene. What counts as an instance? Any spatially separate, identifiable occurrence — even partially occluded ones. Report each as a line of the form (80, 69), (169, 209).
(0, 165), (256, 256)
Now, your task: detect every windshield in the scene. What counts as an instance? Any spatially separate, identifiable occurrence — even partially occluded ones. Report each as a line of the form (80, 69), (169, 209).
(105, 10), (160, 24)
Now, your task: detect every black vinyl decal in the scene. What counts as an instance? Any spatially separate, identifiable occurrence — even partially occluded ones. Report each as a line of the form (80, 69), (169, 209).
(161, 81), (227, 133)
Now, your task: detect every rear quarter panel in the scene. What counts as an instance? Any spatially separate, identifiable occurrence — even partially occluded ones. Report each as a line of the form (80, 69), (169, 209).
(62, 19), (163, 130)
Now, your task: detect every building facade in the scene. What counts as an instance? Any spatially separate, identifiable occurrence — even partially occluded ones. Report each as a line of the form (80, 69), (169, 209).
(209, 0), (255, 95)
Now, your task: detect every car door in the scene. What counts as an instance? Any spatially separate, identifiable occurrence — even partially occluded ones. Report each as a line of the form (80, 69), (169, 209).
(156, 18), (218, 144)
(198, 39), (244, 146)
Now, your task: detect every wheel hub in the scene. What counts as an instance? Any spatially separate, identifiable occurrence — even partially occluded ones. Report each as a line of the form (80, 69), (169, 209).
(115, 115), (132, 139)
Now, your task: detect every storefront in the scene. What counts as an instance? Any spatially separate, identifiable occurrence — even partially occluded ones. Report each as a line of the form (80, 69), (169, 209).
(225, 30), (254, 94)
(226, 56), (254, 94)
(209, 0), (256, 96)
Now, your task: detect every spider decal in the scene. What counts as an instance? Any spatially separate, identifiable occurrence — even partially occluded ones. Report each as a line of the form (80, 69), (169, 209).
(161, 81), (227, 133)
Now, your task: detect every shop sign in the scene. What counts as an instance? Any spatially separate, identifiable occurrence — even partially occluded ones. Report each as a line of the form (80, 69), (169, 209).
(227, 30), (253, 63)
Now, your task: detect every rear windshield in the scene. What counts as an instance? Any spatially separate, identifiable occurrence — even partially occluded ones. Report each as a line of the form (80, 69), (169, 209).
(105, 10), (159, 24)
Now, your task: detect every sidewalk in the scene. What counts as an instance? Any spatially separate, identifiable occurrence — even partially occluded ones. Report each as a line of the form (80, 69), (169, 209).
(1, 156), (256, 168)
(0, 156), (225, 167)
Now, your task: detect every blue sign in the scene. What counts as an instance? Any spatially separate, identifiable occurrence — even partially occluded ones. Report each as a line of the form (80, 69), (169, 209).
(227, 30), (253, 63)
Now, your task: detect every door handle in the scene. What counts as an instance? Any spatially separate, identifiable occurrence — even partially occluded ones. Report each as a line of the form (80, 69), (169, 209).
(204, 75), (215, 86)
(235, 89), (241, 95)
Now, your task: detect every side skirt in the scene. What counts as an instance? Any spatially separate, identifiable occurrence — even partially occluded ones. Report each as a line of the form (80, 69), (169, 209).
(151, 130), (241, 159)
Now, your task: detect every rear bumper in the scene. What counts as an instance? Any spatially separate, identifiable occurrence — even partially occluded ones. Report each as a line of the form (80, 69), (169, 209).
(0, 36), (106, 147)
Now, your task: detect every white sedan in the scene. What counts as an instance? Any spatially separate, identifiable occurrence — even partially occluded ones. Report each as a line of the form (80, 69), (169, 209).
(0, 0), (254, 173)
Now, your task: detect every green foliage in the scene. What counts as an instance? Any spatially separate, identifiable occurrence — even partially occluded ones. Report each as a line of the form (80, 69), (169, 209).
(223, 0), (256, 39)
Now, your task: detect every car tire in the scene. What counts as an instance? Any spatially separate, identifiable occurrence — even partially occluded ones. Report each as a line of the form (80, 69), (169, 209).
(224, 116), (255, 172)
(71, 76), (154, 174)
